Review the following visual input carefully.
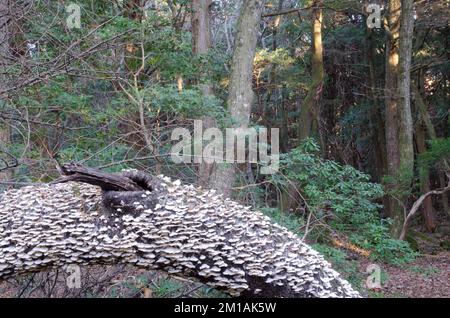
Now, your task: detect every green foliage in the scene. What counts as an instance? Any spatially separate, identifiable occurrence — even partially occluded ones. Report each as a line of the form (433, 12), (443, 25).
(5, 1), (228, 182)
(141, 85), (223, 119)
(418, 138), (450, 177)
(255, 48), (296, 69)
(276, 138), (384, 225)
(260, 207), (304, 235)
(354, 225), (419, 265)
(273, 139), (417, 264)
(152, 278), (184, 298)
(409, 265), (440, 278)
(313, 243), (392, 295)
(312, 244), (363, 290)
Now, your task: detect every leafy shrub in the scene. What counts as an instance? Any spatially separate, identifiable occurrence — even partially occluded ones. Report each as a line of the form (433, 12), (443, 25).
(260, 207), (304, 235)
(418, 137), (450, 177)
(272, 138), (417, 264)
(312, 244), (363, 290)
(350, 223), (419, 265)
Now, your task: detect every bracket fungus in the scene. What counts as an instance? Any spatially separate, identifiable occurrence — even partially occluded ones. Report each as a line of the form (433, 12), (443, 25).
(0, 166), (360, 298)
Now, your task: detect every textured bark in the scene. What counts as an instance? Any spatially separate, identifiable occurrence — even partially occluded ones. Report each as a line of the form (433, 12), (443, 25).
(385, 0), (401, 177)
(397, 0), (415, 183)
(0, 0), (12, 183)
(366, 23), (387, 181)
(192, 0), (212, 57)
(54, 162), (148, 191)
(0, 171), (360, 298)
(0, 0), (9, 68)
(211, 0), (264, 197)
(393, 0), (415, 237)
(415, 122), (436, 232)
(192, 0), (217, 188)
(365, 19), (391, 217)
(413, 82), (449, 214)
(298, 0), (324, 143)
(384, 0), (415, 237)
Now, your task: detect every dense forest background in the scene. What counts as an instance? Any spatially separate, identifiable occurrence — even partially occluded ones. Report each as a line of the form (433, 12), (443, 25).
(0, 0), (449, 297)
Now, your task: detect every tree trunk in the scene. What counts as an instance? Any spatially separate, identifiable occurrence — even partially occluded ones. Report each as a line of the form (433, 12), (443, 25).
(413, 81), (449, 214)
(210, 0), (264, 197)
(298, 0), (324, 144)
(384, 0), (415, 238)
(415, 122), (436, 232)
(396, 0), (415, 236)
(397, 0), (415, 184)
(384, 0), (401, 228)
(365, 15), (391, 217)
(0, 0), (13, 184)
(0, 168), (360, 298)
(192, 0), (217, 188)
(384, 0), (401, 169)
(366, 20), (387, 182)
(0, 124), (12, 183)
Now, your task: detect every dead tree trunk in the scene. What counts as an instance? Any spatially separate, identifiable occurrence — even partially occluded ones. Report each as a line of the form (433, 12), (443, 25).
(0, 165), (359, 298)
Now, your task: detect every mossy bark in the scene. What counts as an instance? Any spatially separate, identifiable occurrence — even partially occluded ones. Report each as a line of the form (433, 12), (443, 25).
(298, 0), (324, 143)
(384, 0), (415, 238)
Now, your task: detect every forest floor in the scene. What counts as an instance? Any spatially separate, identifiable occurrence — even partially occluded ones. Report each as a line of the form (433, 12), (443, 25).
(359, 252), (450, 298)
(356, 222), (450, 298)
(0, 254), (448, 298)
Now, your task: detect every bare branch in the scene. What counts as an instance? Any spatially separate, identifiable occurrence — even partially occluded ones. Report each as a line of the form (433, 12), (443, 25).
(399, 174), (450, 240)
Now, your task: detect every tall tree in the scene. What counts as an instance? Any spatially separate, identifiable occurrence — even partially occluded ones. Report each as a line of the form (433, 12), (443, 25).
(364, 0), (387, 182)
(211, 0), (264, 197)
(298, 0), (324, 143)
(384, 0), (401, 180)
(397, 0), (415, 181)
(413, 69), (449, 227)
(384, 0), (415, 237)
(414, 112), (436, 232)
(191, 0), (216, 187)
(0, 0), (12, 184)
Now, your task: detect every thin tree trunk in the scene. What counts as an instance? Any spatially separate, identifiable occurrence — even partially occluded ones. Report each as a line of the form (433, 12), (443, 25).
(384, 0), (401, 180)
(211, 0), (264, 197)
(397, 0), (415, 181)
(192, 0), (217, 188)
(415, 122), (436, 232)
(366, 20), (387, 181)
(385, 0), (404, 237)
(0, 124), (12, 183)
(394, 0), (415, 237)
(0, 0), (13, 184)
(413, 81), (449, 214)
(298, 0), (324, 144)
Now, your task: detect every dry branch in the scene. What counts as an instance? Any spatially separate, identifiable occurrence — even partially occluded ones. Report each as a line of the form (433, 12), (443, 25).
(399, 174), (450, 240)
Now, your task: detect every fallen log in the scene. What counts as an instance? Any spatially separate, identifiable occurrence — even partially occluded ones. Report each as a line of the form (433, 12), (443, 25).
(0, 165), (360, 298)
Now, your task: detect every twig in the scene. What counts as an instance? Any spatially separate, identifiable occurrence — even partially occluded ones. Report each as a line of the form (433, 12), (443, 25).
(262, 5), (313, 18)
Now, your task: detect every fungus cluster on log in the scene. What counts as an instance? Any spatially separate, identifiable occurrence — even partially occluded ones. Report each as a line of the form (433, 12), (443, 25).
(0, 164), (360, 298)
